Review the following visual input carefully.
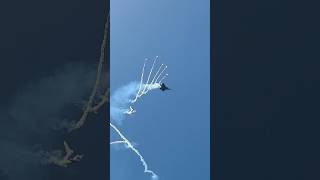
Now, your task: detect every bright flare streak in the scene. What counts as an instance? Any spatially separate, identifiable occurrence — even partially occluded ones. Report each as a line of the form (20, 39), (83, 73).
(132, 57), (168, 102)
(159, 74), (168, 84)
(132, 59), (147, 103)
(154, 65), (167, 84)
(141, 56), (158, 94)
(110, 122), (158, 179)
(149, 64), (164, 87)
(110, 57), (167, 179)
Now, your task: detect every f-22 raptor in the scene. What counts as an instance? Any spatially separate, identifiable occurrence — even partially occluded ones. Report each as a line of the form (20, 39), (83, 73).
(160, 83), (171, 91)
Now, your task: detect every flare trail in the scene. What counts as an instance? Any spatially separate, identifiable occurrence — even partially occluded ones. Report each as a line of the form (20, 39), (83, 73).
(110, 57), (168, 180)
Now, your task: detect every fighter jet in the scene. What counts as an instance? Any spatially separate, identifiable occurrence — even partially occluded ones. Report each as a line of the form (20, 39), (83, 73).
(160, 83), (170, 91)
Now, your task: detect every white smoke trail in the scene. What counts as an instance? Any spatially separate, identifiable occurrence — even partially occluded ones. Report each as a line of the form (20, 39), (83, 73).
(110, 82), (161, 125)
(132, 59), (168, 102)
(110, 81), (140, 125)
(110, 58), (167, 124)
(110, 122), (159, 180)
(132, 59), (148, 103)
(150, 64), (163, 85)
(154, 65), (167, 85)
(110, 57), (168, 180)
(110, 140), (126, 145)
(141, 56), (158, 94)
(159, 74), (168, 84)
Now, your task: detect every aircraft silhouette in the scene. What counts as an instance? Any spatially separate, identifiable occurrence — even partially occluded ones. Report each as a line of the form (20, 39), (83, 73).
(160, 83), (171, 91)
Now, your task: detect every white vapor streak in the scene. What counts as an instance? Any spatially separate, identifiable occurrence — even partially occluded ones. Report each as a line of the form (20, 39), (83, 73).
(110, 140), (126, 145)
(110, 122), (158, 179)
(132, 59), (147, 103)
(110, 82), (161, 124)
(141, 83), (161, 96)
(131, 57), (168, 102)
(154, 65), (167, 84)
(141, 56), (158, 94)
(149, 64), (164, 87)
(110, 82), (140, 125)
(143, 83), (161, 91)
(159, 74), (168, 84)
(110, 57), (167, 180)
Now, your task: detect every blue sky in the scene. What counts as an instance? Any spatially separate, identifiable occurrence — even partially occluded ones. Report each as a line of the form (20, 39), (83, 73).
(110, 0), (210, 180)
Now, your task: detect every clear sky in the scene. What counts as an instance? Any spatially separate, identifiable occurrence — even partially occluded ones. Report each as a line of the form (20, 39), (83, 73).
(110, 0), (210, 180)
